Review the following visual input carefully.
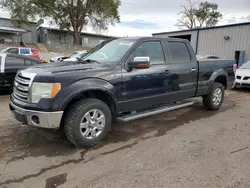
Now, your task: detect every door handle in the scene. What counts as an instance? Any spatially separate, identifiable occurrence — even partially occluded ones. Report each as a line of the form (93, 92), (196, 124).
(164, 69), (169, 74)
(191, 68), (196, 72)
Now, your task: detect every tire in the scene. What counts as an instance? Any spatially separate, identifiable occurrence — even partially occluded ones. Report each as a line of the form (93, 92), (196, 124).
(64, 98), (112, 148)
(203, 82), (224, 111)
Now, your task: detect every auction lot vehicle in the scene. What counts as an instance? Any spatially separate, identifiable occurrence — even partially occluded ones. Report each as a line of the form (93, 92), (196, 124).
(233, 61), (250, 89)
(9, 37), (236, 147)
(0, 53), (43, 90)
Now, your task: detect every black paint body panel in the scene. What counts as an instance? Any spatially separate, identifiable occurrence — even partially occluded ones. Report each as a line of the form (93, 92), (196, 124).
(9, 37), (236, 115)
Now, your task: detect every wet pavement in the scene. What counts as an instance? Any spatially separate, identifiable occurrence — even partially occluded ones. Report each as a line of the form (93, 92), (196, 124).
(0, 90), (250, 188)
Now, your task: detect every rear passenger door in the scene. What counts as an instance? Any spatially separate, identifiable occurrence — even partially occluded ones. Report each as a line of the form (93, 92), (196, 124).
(167, 41), (198, 99)
(3, 56), (26, 88)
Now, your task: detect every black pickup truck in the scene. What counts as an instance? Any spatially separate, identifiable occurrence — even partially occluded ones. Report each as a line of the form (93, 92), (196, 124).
(9, 37), (235, 147)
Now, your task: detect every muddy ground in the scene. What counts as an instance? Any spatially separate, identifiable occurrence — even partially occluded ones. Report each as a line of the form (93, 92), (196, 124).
(0, 89), (250, 188)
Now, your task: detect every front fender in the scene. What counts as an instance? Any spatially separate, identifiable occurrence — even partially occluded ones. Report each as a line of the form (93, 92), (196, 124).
(51, 78), (118, 110)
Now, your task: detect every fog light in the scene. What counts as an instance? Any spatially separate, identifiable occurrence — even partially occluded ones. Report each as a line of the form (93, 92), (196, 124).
(31, 115), (40, 124)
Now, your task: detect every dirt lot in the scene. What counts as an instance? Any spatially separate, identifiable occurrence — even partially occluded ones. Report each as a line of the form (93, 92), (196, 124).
(0, 89), (250, 188)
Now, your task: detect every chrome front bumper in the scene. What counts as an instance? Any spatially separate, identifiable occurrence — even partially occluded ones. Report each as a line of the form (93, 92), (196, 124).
(10, 102), (63, 129)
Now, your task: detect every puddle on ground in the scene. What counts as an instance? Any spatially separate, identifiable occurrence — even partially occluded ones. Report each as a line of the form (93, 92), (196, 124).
(0, 102), (236, 186)
(3, 101), (235, 162)
(94, 102), (234, 148)
(45, 173), (67, 188)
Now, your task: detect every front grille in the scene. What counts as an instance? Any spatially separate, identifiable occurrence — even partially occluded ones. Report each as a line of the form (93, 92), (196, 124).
(236, 76), (241, 79)
(242, 83), (250, 87)
(243, 77), (250, 80)
(13, 73), (31, 102)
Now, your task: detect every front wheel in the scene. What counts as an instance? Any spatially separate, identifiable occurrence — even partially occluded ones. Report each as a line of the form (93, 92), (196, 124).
(64, 98), (112, 148)
(203, 82), (225, 110)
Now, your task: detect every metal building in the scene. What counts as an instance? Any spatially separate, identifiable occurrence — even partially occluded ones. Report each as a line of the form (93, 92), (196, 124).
(0, 17), (38, 44)
(153, 22), (250, 66)
(37, 27), (115, 49)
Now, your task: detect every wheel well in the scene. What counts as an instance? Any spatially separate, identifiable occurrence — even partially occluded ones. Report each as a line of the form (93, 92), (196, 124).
(60, 90), (116, 130)
(214, 75), (227, 89)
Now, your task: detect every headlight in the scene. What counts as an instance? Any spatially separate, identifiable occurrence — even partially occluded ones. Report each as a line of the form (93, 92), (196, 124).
(31, 82), (61, 103)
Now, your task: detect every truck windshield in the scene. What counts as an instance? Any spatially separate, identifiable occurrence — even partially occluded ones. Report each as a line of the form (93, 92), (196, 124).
(83, 39), (135, 63)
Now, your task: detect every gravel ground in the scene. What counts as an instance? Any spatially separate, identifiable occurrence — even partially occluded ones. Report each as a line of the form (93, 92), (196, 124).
(0, 89), (250, 188)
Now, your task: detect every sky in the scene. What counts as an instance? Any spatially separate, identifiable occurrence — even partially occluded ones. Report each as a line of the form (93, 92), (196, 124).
(0, 0), (250, 37)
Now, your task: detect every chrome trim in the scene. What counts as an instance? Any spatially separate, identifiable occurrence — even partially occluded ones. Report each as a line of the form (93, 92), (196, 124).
(0, 54), (6, 73)
(10, 102), (63, 129)
(15, 76), (30, 85)
(117, 101), (194, 122)
(13, 71), (36, 102)
(13, 88), (27, 98)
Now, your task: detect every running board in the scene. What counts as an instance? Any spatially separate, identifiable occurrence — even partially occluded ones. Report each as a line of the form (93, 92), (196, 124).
(117, 101), (194, 122)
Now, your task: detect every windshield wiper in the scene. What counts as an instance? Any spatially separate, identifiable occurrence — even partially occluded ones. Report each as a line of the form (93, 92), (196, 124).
(78, 59), (101, 64)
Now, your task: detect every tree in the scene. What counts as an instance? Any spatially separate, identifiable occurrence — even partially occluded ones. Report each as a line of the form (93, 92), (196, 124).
(177, 0), (222, 29)
(1, 0), (121, 44)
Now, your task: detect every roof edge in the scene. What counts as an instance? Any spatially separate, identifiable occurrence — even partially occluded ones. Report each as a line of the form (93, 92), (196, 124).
(39, 26), (117, 38)
(152, 21), (250, 35)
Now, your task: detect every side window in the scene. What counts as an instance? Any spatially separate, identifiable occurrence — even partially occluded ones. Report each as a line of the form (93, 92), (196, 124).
(5, 57), (25, 67)
(132, 41), (165, 65)
(6, 48), (18, 54)
(19, 48), (31, 55)
(168, 42), (191, 64)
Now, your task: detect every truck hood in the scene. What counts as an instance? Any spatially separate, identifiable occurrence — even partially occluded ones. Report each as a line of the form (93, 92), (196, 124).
(23, 61), (107, 74)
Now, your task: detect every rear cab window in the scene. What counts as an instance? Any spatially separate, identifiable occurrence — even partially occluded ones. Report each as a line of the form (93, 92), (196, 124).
(168, 41), (191, 64)
(6, 48), (18, 54)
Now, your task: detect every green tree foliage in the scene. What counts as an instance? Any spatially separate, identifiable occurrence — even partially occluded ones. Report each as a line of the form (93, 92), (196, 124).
(1, 0), (121, 44)
(177, 0), (223, 29)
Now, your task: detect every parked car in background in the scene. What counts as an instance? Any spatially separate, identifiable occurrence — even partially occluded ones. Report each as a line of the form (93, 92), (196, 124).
(61, 50), (88, 62)
(59, 39), (114, 63)
(197, 55), (220, 60)
(10, 37), (236, 148)
(0, 53), (43, 90)
(232, 61), (250, 89)
(50, 51), (87, 62)
(1, 47), (41, 60)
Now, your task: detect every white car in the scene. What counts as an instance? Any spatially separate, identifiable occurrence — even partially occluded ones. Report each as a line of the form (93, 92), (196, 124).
(64, 51), (87, 62)
(50, 50), (87, 62)
(233, 61), (250, 89)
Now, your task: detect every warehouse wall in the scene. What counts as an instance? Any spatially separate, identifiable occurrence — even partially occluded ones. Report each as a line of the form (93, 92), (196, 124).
(153, 31), (198, 52)
(198, 24), (250, 63)
(0, 18), (37, 44)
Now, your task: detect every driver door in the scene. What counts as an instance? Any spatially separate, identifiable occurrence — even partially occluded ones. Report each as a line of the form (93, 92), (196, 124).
(120, 40), (171, 111)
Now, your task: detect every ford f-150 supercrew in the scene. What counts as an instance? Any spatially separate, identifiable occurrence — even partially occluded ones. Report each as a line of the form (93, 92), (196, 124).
(9, 37), (236, 147)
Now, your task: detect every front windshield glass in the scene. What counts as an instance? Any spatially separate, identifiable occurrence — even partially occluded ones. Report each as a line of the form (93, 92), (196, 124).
(240, 61), (250, 69)
(83, 38), (136, 63)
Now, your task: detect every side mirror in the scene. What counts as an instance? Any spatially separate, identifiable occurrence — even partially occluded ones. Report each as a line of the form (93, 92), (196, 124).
(128, 56), (150, 69)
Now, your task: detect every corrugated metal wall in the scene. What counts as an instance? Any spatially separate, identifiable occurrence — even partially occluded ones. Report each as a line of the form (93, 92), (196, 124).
(198, 25), (250, 63)
(153, 31), (198, 51)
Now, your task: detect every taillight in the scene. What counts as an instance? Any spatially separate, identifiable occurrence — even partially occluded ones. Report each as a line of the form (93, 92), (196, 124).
(233, 64), (237, 73)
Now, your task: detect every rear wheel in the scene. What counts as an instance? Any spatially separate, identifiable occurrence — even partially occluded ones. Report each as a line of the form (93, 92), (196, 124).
(64, 98), (112, 148)
(203, 82), (224, 110)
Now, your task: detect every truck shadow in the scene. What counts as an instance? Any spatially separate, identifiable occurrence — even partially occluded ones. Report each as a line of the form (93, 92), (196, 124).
(3, 100), (235, 164)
